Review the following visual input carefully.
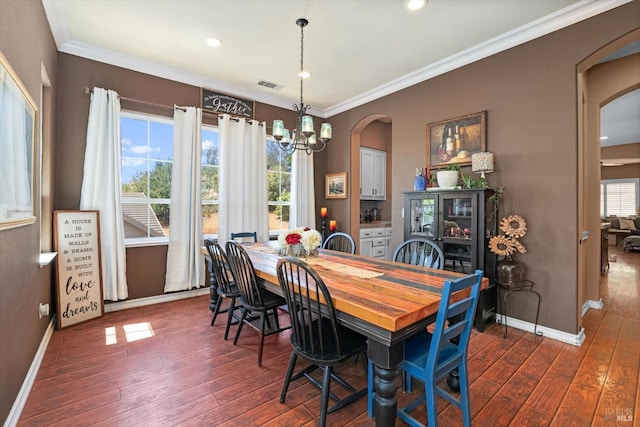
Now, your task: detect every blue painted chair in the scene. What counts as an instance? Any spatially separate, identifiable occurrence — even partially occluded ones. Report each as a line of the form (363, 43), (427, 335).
(394, 270), (483, 427)
(393, 238), (445, 269)
(368, 237), (446, 418)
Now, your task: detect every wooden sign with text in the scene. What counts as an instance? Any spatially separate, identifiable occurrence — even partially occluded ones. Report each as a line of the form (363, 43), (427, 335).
(54, 210), (104, 329)
(201, 88), (254, 119)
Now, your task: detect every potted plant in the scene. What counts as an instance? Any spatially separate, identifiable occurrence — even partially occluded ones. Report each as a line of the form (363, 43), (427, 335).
(436, 165), (460, 188)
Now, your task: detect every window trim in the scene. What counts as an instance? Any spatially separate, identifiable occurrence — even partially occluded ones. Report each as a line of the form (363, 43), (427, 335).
(600, 177), (639, 218)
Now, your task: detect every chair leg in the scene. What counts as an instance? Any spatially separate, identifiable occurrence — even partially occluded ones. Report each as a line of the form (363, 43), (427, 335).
(211, 295), (223, 326)
(280, 352), (298, 403)
(233, 307), (248, 345)
(257, 311), (267, 366)
(319, 365), (333, 427)
(425, 380), (438, 427)
(367, 360), (374, 418)
(224, 298), (236, 340)
(459, 363), (472, 427)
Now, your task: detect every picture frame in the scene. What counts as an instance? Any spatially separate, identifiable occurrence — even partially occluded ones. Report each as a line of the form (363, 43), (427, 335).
(0, 50), (38, 230)
(427, 110), (486, 169)
(325, 172), (347, 199)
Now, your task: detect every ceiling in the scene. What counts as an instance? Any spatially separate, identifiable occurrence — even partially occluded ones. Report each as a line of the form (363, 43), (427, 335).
(43, 0), (638, 159)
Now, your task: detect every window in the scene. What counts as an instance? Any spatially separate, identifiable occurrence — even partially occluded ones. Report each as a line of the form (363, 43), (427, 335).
(201, 126), (220, 236)
(266, 137), (292, 234)
(600, 178), (639, 217)
(120, 113), (292, 242)
(121, 112), (173, 241)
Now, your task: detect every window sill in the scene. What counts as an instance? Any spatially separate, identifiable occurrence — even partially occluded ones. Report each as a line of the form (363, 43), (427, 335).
(125, 237), (169, 248)
(39, 252), (57, 268)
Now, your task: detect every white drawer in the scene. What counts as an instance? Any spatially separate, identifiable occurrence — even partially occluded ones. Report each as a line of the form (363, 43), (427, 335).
(373, 228), (385, 237)
(372, 238), (385, 247)
(360, 229), (373, 238)
(372, 246), (386, 257)
(385, 227), (392, 236)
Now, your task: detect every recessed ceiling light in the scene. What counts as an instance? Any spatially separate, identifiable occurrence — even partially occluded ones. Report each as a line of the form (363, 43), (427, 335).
(407, 0), (426, 11)
(299, 71), (311, 79)
(600, 136), (609, 140)
(206, 37), (222, 48)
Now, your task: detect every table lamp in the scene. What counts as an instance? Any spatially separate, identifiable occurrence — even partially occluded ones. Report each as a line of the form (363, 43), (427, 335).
(471, 152), (494, 179)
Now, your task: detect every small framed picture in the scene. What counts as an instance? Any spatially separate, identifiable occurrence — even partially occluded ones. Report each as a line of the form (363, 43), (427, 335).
(325, 172), (347, 199)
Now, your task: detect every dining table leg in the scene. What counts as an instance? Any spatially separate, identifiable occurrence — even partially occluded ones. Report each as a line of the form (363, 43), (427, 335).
(368, 339), (404, 426)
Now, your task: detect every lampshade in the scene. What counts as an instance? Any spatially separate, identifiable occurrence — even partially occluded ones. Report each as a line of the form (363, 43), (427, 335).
(471, 152), (494, 178)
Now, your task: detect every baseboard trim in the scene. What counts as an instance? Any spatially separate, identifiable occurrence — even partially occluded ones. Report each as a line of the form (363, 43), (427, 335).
(497, 314), (586, 346)
(581, 298), (604, 318)
(4, 315), (56, 427)
(104, 287), (209, 313)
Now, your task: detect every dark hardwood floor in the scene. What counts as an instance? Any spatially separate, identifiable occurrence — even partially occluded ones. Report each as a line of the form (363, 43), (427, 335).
(18, 247), (639, 426)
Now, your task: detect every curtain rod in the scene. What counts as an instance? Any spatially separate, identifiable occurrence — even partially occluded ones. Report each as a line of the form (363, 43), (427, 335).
(83, 87), (263, 125)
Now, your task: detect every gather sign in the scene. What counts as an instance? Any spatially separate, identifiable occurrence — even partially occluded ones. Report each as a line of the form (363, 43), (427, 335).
(54, 210), (104, 329)
(201, 88), (254, 119)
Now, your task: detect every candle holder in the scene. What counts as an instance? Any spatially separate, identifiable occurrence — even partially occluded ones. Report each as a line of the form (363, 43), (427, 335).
(321, 217), (327, 242)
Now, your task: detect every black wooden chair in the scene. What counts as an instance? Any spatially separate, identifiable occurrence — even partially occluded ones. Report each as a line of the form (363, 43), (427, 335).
(225, 240), (289, 366)
(230, 231), (258, 243)
(393, 238), (445, 269)
(204, 238), (218, 314)
(205, 240), (242, 339)
(321, 232), (356, 254)
(277, 257), (367, 427)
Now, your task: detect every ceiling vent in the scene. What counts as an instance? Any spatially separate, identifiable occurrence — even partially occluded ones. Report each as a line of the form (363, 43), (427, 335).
(257, 79), (283, 91)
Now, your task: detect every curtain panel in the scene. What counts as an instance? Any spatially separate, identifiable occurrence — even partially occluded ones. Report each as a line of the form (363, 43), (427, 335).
(164, 107), (205, 292)
(218, 115), (268, 244)
(80, 87), (128, 301)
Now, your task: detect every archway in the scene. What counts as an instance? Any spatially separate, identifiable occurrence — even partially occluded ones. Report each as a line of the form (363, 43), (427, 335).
(349, 114), (393, 249)
(577, 29), (640, 331)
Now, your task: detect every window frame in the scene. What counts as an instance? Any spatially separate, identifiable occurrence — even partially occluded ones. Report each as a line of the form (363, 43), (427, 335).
(600, 177), (639, 218)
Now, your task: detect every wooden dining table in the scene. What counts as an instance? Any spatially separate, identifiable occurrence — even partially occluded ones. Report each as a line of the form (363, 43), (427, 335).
(237, 241), (489, 427)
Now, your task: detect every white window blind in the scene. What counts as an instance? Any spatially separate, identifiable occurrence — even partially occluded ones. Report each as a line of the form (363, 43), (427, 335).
(601, 178), (639, 217)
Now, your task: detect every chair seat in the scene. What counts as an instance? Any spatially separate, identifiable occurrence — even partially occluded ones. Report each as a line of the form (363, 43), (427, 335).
(241, 291), (286, 312)
(292, 318), (367, 365)
(217, 282), (240, 298)
(403, 330), (459, 369)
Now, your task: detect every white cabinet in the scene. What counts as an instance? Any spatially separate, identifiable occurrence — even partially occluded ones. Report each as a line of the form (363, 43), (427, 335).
(385, 227), (393, 260)
(360, 147), (386, 200)
(359, 228), (373, 257)
(360, 227), (387, 259)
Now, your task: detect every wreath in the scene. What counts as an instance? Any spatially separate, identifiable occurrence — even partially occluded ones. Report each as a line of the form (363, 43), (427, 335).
(489, 214), (528, 257)
(500, 214), (527, 238)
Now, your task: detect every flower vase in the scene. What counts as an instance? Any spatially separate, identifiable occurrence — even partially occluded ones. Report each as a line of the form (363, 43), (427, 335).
(290, 243), (305, 257)
(496, 255), (526, 285)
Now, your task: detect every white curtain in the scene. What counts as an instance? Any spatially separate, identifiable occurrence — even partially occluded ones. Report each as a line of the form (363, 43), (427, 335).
(80, 87), (128, 301)
(0, 65), (33, 216)
(218, 114), (268, 244)
(290, 150), (316, 229)
(164, 107), (205, 292)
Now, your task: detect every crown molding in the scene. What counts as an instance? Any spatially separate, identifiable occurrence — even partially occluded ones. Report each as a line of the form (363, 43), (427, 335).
(45, 0), (632, 120)
(325, 0), (633, 117)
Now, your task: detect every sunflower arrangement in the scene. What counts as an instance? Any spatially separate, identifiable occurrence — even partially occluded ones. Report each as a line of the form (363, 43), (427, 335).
(489, 214), (528, 257)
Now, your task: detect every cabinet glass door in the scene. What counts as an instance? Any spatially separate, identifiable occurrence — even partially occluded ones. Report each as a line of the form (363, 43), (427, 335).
(441, 195), (475, 273)
(409, 196), (437, 239)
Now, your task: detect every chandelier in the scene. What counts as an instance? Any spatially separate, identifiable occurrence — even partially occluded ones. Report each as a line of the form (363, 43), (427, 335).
(272, 18), (332, 154)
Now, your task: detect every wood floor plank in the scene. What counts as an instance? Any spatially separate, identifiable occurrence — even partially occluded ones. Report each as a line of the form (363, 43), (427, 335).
(16, 248), (640, 427)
